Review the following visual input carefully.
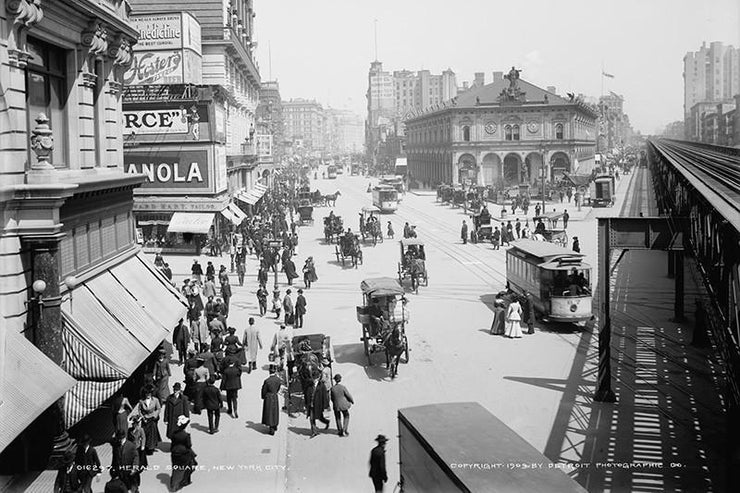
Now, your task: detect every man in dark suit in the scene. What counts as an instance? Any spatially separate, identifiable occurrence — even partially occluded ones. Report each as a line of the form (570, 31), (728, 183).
(202, 377), (224, 434)
(330, 374), (354, 436)
(110, 430), (139, 491)
(164, 383), (190, 439)
(221, 358), (242, 418)
(75, 434), (102, 493)
(369, 435), (388, 492)
(294, 289), (307, 328)
(104, 469), (128, 493)
(261, 368), (282, 435)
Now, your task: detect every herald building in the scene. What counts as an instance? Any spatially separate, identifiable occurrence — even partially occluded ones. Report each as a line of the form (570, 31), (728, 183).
(404, 70), (598, 187)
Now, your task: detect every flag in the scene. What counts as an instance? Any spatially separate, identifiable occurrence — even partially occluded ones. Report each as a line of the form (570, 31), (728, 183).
(602, 72), (615, 78)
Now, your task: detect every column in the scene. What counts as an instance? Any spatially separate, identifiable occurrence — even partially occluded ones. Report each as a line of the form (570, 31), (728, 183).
(594, 218), (616, 402)
(27, 237), (73, 469)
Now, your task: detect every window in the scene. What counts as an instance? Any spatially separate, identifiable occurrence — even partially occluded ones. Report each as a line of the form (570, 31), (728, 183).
(513, 124), (520, 141)
(505, 125), (512, 140)
(555, 123), (564, 140)
(26, 37), (68, 167)
(462, 125), (470, 141)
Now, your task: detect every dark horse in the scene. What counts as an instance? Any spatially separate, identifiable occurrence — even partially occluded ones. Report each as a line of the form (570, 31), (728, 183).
(295, 344), (321, 414)
(323, 190), (341, 207)
(384, 326), (406, 379)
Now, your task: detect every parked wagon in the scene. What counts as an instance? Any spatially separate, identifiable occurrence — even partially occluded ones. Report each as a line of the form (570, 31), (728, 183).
(590, 174), (616, 207)
(356, 277), (409, 375)
(398, 239), (428, 294)
(335, 232), (363, 267)
(297, 204), (314, 226)
(469, 207), (493, 243)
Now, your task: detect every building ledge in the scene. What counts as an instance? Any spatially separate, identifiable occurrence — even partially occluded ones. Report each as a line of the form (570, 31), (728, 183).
(25, 168), (146, 194)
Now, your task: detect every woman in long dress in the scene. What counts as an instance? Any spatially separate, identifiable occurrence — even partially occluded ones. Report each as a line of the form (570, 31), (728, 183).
(505, 299), (524, 338)
(111, 395), (133, 438)
(134, 385), (162, 454)
(490, 300), (506, 335)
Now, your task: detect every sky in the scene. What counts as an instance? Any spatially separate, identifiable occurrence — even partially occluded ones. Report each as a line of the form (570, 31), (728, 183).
(256, 0), (740, 134)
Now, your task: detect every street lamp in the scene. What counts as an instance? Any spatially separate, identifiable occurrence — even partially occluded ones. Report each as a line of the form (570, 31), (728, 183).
(539, 145), (548, 214)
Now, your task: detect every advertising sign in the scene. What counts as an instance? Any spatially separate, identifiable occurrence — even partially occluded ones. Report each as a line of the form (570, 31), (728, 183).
(125, 150), (210, 192)
(124, 50), (183, 85)
(123, 109), (189, 135)
(214, 145), (227, 193)
(130, 12), (201, 55)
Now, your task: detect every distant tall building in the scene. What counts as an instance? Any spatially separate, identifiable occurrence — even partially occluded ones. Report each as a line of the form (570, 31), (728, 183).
(283, 99), (325, 154)
(598, 92), (634, 150)
(257, 81), (284, 160)
(366, 61), (458, 168)
(325, 109), (365, 154)
(684, 42), (740, 139)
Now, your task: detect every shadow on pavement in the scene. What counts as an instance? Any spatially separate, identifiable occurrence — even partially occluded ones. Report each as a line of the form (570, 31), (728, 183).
(288, 426), (314, 437)
(478, 294), (497, 313)
(363, 363), (390, 382)
(333, 343), (367, 367)
(155, 472), (170, 487)
(537, 251), (727, 492)
(190, 423), (210, 434)
(245, 420), (270, 435)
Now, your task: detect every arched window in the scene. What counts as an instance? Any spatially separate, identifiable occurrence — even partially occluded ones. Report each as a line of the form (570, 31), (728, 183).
(462, 125), (471, 142)
(505, 125), (512, 141)
(513, 124), (520, 141)
(555, 123), (564, 140)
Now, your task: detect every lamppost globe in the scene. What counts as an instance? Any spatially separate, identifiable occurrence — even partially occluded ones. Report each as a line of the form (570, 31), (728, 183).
(32, 279), (47, 294)
(64, 275), (78, 290)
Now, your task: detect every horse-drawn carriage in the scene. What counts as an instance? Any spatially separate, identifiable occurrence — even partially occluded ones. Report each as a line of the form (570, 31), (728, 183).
(323, 215), (343, 243)
(437, 184), (454, 203)
(532, 212), (568, 248)
(452, 188), (467, 208)
(398, 239), (428, 293)
(335, 232), (363, 267)
(470, 208), (493, 243)
(359, 206), (384, 246)
(297, 204), (314, 226)
(356, 277), (409, 377)
(279, 333), (334, 415)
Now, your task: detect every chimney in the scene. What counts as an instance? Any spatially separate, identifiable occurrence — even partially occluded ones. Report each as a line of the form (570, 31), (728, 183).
(474, 72), (485, 86)
(493, 71), (503, 81)
(547, 86), (557, 95)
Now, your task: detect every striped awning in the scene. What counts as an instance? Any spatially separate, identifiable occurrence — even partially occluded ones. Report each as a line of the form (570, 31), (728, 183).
(60, 252), (187, 428)
(0, 328), (77, 452)
(237, 182), (268, 206)
(220, 207), (239, 224)
(167, 212), (215, 234)
(228, 203), (248, 223)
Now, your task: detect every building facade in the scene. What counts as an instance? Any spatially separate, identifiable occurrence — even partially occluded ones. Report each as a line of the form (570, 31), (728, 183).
(325, 108), (364, 154)
(684, 41), (740, 139)
(283, 98), (326, 155)
(0, 0), (187, 469)
(256, 80), (284, 161)
(597, 92), (634, 151)
(124, 1), (264, 245)
(405, 70), (598, 188)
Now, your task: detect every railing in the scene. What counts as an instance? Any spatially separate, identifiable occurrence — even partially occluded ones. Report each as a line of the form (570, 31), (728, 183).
(201, 25), (260, 77)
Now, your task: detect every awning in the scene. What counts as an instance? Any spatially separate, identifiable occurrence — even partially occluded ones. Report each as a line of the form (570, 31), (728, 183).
(237, 183), (268, 206)
(167, 212), (215, 234)
(0, 328), (77, 452)
(220, 207), (238, 224)
(228, 203), (248, 223)
(60, 252), (187, 427)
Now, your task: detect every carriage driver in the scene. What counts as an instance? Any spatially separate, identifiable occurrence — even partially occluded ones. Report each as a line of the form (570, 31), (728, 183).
(343, 228), (355, 246)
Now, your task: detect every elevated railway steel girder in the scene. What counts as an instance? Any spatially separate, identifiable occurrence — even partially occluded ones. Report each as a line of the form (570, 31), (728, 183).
(647, 139), (740, 408)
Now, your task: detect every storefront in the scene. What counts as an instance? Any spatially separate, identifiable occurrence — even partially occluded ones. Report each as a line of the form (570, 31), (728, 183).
(123, 85), (243, 252)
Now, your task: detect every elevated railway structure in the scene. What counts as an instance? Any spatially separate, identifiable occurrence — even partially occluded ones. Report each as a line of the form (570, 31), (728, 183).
(595, 139), (740, 487)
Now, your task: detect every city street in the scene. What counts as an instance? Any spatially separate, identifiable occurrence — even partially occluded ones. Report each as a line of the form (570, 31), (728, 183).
(129, 170), (605, 492)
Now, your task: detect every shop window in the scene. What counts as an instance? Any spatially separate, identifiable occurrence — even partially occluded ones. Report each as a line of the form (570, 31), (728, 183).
(555, 123), (564, 140)
(513, 124), (520, 141)
(462, 125), (471, 141)
(505, 125), (512, 140)
(26, 37), (68, 167)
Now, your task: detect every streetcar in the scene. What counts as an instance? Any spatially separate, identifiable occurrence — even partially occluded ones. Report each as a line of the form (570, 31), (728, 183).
(327, 164), (338, 179)
(589, 174), (615, 207)
(372, 185), (399, 213)
(506, 239), (592, 323)
(379, 175), (405, 200)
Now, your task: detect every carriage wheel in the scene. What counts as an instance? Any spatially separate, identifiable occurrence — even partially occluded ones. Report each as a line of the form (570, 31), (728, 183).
(403, 334), (410, 363)
(341, 255), (345, 266)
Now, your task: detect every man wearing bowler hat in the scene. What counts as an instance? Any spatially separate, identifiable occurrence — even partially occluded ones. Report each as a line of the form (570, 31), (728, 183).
(369, 434), (388, 492)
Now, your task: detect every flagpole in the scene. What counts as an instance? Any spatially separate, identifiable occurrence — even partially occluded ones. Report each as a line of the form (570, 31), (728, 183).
(601, 61), (604, 99)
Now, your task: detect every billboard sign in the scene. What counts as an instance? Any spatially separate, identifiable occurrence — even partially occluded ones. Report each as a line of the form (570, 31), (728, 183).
(124, 50), (183, 85)
(125, 150), (210, 192)
(123, 109), (189, 135)
(130, 12), (201, 54)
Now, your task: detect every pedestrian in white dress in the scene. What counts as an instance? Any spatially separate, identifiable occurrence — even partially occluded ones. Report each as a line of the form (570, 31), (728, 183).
(505, 299), (524, 338)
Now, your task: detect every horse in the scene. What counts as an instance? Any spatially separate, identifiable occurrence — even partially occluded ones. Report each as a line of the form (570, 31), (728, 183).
(323, 190), (341, 207)
(384, 326), (406, 379)
(294, 344), (321, 414)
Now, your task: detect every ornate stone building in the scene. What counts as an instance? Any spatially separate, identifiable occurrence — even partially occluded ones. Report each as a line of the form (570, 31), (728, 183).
(0, 0), (186, 470)
(405, 69), (598, 188)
